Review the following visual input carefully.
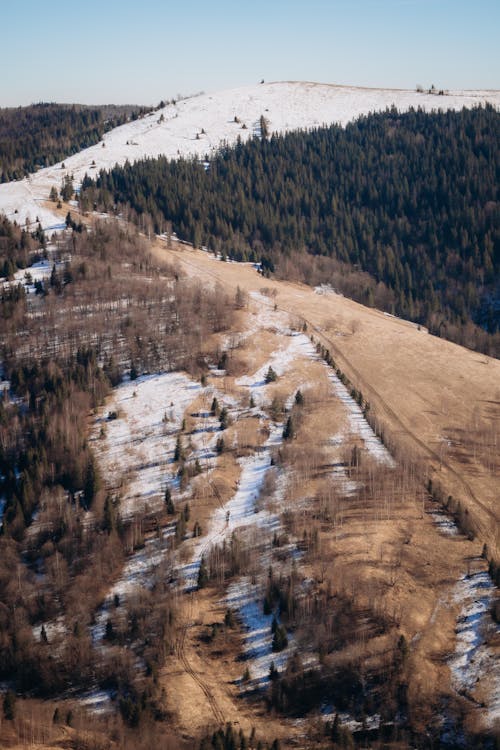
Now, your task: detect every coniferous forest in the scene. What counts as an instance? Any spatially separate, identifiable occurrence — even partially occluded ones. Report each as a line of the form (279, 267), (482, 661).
(0, 103), (147, 182)
(82, 105), (500, 356)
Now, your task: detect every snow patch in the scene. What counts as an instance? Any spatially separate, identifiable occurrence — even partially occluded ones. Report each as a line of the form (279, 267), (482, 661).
(92, 371), (202, 518)
(448, 567), (500, 728)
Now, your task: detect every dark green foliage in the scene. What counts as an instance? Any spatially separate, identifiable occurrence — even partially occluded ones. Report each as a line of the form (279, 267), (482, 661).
(0, 214), (40, 278)
(294, 389), (304, 406)
(103, 494), (116, 533)
(3, 689), (16, 720)
(216, 436), (225, 454)
(104, 618), (115, 642)
(199, 724), (274, 750)
(263, 595), (272, 615)
(198, 555), (209, 589)
(165, 486), (175, 514)
(219, 406), (229, 429)
(271, 623), (288, 652)
(82, 455), (100, 508)
(85, 105), (500, 355)
(0, 103), (147, 182)
(269, 661), (278, 681)
(264, 366), (277, 384)
(282, 416), (294, 441)
(174, 434), (183, 462)
(61, 175), (74, 202)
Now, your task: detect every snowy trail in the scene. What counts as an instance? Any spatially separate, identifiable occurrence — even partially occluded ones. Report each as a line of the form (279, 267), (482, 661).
(181, 420), (283, 591)
(325, 370), (395, 466)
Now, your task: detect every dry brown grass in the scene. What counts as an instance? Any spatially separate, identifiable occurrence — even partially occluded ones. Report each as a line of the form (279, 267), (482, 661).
(151, 238), (500, 560)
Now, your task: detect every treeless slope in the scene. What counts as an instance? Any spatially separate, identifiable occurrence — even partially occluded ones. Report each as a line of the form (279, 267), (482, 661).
(152, 239), (500, 558)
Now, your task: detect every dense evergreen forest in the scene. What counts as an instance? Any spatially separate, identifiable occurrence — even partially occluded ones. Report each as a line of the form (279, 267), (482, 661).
(0, 103), (148, 181)
(82, 105), (500, 356)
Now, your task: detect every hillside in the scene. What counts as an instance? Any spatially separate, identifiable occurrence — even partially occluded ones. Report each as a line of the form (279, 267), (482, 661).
(82, 105), (500, 355)
(0, 103), (147, 182)
(0, 81), (498, 232)
(1, 205), (498, 746)
(0, 81), (499, 749)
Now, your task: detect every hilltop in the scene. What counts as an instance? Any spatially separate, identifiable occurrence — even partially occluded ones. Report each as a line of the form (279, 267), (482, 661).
(0, 81), (498, 231)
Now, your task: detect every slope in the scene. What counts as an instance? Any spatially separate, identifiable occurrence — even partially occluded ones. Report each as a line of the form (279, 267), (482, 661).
(150, 238), (500, 561)
(0, 81), (498, 231)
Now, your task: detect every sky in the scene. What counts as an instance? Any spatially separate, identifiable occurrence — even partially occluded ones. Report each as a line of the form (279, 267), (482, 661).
(1, 0), (499, 106)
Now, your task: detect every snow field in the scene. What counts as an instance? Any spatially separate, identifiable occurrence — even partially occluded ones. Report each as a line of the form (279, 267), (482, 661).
(92, 371), (203, 518)
(180, 418), (284, 591)
(226, 577), (290, 689)
(89, 371), (238, 649)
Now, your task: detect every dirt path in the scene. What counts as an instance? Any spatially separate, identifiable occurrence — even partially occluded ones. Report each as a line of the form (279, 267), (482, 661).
(175, 621), (226, 726)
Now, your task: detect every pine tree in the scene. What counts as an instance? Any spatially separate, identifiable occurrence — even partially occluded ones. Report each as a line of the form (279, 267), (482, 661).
(103, 494), (115, 533)
(174, 434), (183, 462)
(219, 407), (229, 429)
(165, 486), (175, 514)
(3, 690), (16, 721)
(265, 366), (277, 383)
(294, 389), (304, 406)
(282, 416), (294, 440)
(197, 556), (209, 588)
(272, 624), (288, 652)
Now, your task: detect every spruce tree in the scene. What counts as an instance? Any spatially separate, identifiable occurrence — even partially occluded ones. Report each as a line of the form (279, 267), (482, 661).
(197, 556), (209, 588)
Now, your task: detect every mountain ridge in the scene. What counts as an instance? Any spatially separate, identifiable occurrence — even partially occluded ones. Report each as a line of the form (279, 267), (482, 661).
(0, 80), (499, 232)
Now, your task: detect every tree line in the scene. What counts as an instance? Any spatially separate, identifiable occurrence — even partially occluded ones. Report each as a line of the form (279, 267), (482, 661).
(82, 104), (500, 357)
(0, 103), (148, 181)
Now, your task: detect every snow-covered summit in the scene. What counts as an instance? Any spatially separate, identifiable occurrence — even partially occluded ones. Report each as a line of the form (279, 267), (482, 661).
(1, 81), (499, 232)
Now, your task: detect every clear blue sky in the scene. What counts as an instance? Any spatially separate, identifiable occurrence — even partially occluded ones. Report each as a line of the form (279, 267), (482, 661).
(2, 0), (498, 106)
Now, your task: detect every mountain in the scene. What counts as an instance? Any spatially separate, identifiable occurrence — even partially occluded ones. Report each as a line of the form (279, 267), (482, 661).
(0, 81), (498, 232)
